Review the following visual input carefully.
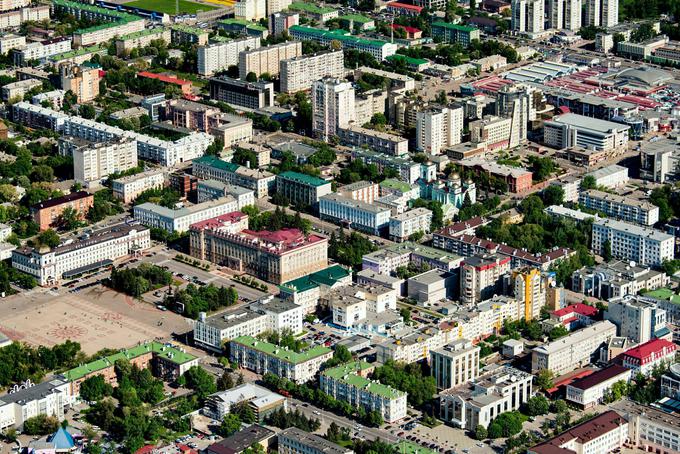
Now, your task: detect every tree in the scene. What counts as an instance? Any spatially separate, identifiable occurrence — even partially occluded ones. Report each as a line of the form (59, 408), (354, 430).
(548, 324), (569, 341)
(59, 206), (85, 231)
(80, 375), (113, 402)
(79, 104), (96, 119)
(552, 399), (568, 414)
(246, 72), (258, 82)
(523, 395), (550, 416)
(580, 175), (596, 190)
(474, 424), (487, 440)
(372, 360), (436, 407)
(182, 366), (217, 400)
(602, 239), (612, 262)
(366, 410), (383, 427)
(0, 184), (17, 203)
(399, 307), (411, 323)
(435, 89), (448, 104)
(37, 229), (60, 248)
(233, 401), (256, 423)
(369, 112), (387, 126)
(541, 185), (564, 206)
(23, 414), (60, 435)
(30, 165), (54, 182)
(631, 22), (657, 43)
(217, 371), (234, 391)
(536, 369), (555, 391)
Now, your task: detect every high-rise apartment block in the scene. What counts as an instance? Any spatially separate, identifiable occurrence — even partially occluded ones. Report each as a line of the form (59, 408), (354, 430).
(511, 0), (544, 34)
(416, 105), (464, 154)
(547, 0), (582, 30)
(234, 0), (266, 20)
(238, 40), (302, 79)
(312, 77), (355, 142)
(460, 254), (511, 304)
(585, 0), (618, 27)
(197, 36), (261, 76)
(279, 50), (345, 93)
(270, 12), (299, 35)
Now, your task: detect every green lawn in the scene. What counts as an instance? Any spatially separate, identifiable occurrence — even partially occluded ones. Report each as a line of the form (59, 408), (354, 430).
(125, 0), (216, 14)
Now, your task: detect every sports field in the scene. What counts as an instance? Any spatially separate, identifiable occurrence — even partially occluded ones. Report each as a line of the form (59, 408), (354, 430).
(125, 0), (217, 14)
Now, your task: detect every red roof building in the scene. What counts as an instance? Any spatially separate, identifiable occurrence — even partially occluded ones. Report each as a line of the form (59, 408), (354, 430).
(551, 304), (598, 330)
(529, 411), (628, 454)
(565, 365), (632, 409)
(390, 23), (422, 39)
(385, 2), (423, 16)
(622, 338), (677, 376)
(138, 71), (193, 94)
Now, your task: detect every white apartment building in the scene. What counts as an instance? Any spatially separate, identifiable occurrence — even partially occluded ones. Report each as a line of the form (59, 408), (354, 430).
(544, 113), (629, 153)
(585, 0), (618, 27)
(585, 164), (629, 189)
(115, 28), (171, 55)
(112, 170), (165, 204)
(12, 102), (69, 132)
(613, 400), (680, 454)
(460, 254), (511, 305)
(531, 320), (617, 375)
(69, 137), (138, 185)
(565, 365), (632, 409)
(133, 197), (238, 233)
(328, 284), (398, 330)
(197, 36), (261, 76)
(197, 180), (255, 208)
(337, 125), (409, 156)
(376, 327), (452, 364)
(235, 0), (266, 20)
(210, 113), (253, 148)
(416, 105), (464, 154)
(13, 37), (70, 64)
(204, 383), (287, 421)
(605, 295), (669, 344)
(579, 190), (659, 226)
(496, 84), (535, 144)
(0, 379), (70, 431)
(238, 40), (302, 79)
(469, 115), (516, 151)
(312, 77), (355, 142)
(454, 296), (522, 341)
(511, 0), (544, 34)
(337, 181), (379, 204)
(11, 223), (150, 286)
(278, 428), (352, 454)
(439, 366), (533, 430)
(279, 50), (345, 93)
(0, 34), (25, 54)
(192, 155), (275, 199)
(320, 361), (407, 423)
(430, 339), (481, 390)
(1, 78), (41, 102)
(32, 90), (66, 110)
(73, 19), (145, 47)
(0, 0), (29, 12)
(571, 261), (669, 301)
(389, 208), (433, 242)
(194, 298), (303, 352)
(591, 218), (674, 267)
(319, 193), (391, 236)
(230, 335), (333, 384)
(0, 5), (49, 31)
(547, 0), (581, 30)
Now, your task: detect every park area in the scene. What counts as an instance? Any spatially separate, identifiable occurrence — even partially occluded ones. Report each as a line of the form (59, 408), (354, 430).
(124, 0), (217, 14)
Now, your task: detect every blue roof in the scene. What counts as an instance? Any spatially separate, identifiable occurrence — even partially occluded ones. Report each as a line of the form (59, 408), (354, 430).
(48, 427), (75, 450)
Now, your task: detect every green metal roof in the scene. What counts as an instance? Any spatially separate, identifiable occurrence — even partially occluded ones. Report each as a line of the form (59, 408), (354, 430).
(232, 336), (332, 364)
(219, 18), (268, 31)
(278, 171), (329, 187)
(432, 21), (478, 33)
(280, 264), (350, 293)
(63, 342), (196, 381)
(49, 44), (104, 62)
(339, 14), (373, 23)
(172, 24), (208, 35)
(53, 0), (140, 22)
(118, 27), (168, 41)
(322, 361), (405, 400)
(289, 1), (337, 14)
(289, 25), (390, 48)
(387, 54), (428, 66)
(193, 155), (240, 173)
(380, 178), (413, 193)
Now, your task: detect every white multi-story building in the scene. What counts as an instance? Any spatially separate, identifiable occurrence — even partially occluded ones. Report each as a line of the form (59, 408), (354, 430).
(460, 254), (512, 304)
(547, 0), (582, 30)
(12, 223), (150, 286)
(430, 339), (481, 390)
(439, 366), (533, 430)
(613, 400), (680, 454)
(12, 102), (69, 132)
(312, 77), (355, 142)
(275, 171), (332, 208)
(115, 28), (171, 55)
(337, 126), (408, 156)
(112, 170), (165, 204)
(12, 37), (70, 64)
(579, 190), (659, 226)
(571, 261), (669, 301)
(328, 283), (398, 331)
(469, 115), (516, 151)
(203, 383), (287, 422)
(0, 5), (49, 31)
(453, 296), (522, 342)
(0, 33), (25, 54)
(192, 155), (275, 199)
(544, 113), (629, 153)
(32, 90), (66, 110)
(0, 0), (29, 12)
(230, 335), (333, 384)
(133, 197), (238, 233)
(621, 338), (677, 376)
(591, 218), (674, 267)
(585, 164), (629, 189)
(496, 84), (536, 144)
(278, 428), (352, 454)
(279, 50), (345, 93)
(511, 0), (545, 34)
(0, 379), (70, 431)
(565, 365), (632, 409)
(416, 105), (464, 154)
(66, 137), (138, 185)
(279, 265), (352, 315)
(1, 78), (40, 102)
(531, 321), (617, 375)
(337, 181), (379, 204)
(319, 193), (391, 236)
(289, 26), (396, 61)
(376, 327), (452, 364)
(605, 295), (669, 345)
(320, 361), (407, 423)
(585, 0), (618, 27)
(238, 40), (302, 79)
(388, 208), (432, 242)
(234, 0), (266, 20)
(197, 180), (255, 208)
(197, 36), (261, 76)
(73, 18), (145, 47)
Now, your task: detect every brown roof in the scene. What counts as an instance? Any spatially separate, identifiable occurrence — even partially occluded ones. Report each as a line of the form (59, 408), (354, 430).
(31, 191), (91, 211)
(568, 365), (629, 390)
(530, 411), (626, 454)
